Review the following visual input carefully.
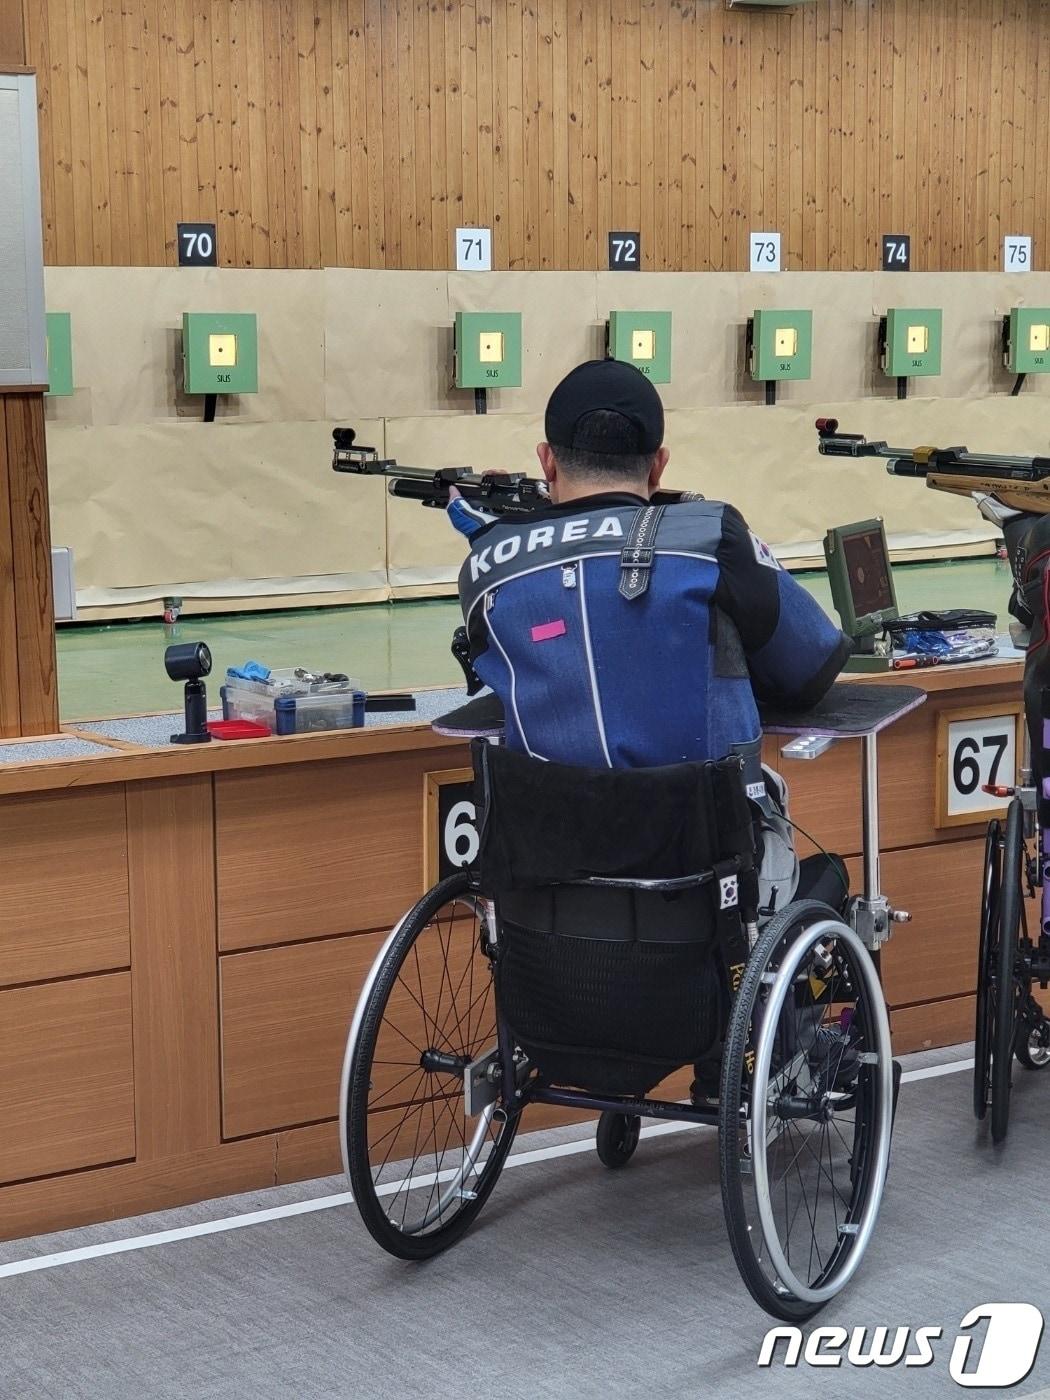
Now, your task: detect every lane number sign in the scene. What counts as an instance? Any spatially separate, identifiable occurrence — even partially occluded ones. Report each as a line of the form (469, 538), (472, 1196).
(456, 227), (493, 272)
(1005, 235), (1033, 272)
(882, 234), (911, 272)
(425, 770), (481, 882)
(750, 232), (782, 273)
(608, 231), (641, 271)
(178, 223), (218, 267)
(936, 707), (1022, 827)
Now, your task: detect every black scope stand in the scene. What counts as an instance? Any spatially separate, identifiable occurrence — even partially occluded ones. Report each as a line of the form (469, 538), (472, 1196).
(171, 678), (213, 745)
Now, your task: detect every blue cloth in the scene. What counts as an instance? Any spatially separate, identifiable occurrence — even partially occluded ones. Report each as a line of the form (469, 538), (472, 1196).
(902, 629), (949, 655)
(226, 660), (271, 682)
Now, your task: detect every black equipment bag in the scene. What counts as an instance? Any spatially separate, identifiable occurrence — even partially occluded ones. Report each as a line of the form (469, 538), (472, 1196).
(471, 740), (758, 1095)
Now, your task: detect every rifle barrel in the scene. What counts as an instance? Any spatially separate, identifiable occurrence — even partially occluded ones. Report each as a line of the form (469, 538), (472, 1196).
(815, 419), (1050, 483)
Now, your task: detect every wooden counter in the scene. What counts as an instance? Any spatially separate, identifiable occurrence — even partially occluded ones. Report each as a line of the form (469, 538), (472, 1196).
(0, 659), (1026, 1240)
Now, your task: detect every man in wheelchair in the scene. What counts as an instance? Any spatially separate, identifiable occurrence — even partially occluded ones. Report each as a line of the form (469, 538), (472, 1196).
(449, 360), (852, 1091)
(342, 359), (901, 1320)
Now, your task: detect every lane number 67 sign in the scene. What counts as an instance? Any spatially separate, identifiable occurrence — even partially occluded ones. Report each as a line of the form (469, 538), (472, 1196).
(935, 705), (1024, 828)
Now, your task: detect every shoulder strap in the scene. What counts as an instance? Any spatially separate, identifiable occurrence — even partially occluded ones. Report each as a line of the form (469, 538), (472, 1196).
(618, 502), (668, 601)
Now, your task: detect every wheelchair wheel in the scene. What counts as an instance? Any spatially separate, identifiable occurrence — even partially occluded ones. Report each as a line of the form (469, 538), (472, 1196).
(595, 1111), (641, 1168)
(720, 900), (894, 1321)
(341, 872), (519, 1259)
(989, 799), (1024, 1145)
(973, 818), (1002, 1121)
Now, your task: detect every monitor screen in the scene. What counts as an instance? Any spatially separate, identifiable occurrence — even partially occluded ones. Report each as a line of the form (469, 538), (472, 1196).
(841, 525), (894, 620)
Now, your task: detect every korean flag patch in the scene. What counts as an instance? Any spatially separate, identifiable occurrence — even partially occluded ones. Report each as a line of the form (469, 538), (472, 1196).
(719, 874), (739, 910)
(749, 531), (782, 570)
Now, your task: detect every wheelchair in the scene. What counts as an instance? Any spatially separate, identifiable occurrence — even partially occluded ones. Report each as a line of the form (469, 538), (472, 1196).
(340, 683), (923, 1320)
(973, 687), (1050, 1144)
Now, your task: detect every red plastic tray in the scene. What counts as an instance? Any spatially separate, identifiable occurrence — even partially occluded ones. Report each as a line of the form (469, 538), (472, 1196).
(206, 719), (272, 741)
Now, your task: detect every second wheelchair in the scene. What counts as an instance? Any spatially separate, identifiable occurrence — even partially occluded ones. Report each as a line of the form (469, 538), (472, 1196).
(974, 692), (1050, 1143)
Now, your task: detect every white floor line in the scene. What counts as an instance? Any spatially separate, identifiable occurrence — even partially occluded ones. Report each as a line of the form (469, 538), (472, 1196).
(902, 1057), (975, 1082)
(0, 1054), (973, 1281)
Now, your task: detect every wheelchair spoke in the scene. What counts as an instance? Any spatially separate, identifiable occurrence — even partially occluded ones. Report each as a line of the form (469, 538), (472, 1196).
(347, 879), (518, 1249)
(436, 914), (466, 1050)
(396, 1094), (433, 1230)
(366, 1063), (435, 1112)
(407, 945), (457, 1056)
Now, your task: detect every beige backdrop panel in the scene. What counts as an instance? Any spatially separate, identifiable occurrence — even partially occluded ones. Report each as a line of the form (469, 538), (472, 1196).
(324, 270), (454, 422)
(325, 270), (601, 422)
(43, 268), (327, 426)
(664, 400), (1005, 562)
(325, 269), (1050, 425)
(39, 266), (1050, 609)
(375, 394), (1050, 587)
(48, 419), (386, 604)
(384, 415), (546, 589)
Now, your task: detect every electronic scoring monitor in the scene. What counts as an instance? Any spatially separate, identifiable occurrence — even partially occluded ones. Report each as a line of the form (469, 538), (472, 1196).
(823, 517), (899, 641)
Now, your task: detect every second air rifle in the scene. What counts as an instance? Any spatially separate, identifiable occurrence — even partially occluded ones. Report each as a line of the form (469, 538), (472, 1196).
(815, 417), (1050, 519)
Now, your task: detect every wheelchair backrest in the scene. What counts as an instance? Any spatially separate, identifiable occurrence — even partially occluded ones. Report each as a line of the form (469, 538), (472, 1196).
(471, 740), (759, 1094)
(470, 738), (759, 920)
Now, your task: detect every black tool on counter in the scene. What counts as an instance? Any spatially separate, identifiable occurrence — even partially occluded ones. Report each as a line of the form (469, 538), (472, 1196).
(364, 693), (417, 713)
(165, 641), (214, 744)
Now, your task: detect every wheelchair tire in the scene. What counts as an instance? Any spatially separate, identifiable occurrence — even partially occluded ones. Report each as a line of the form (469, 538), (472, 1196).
(990, 799), (1024, 1145)
(973, 818), (1002, 1122)
(719, 900), (894, 1321)
(595, 1111), (641, 1168)
(341, 872), (520, 1260)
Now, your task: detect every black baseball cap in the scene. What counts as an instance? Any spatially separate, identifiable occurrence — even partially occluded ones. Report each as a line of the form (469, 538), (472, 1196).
(544, 359), (665, 455)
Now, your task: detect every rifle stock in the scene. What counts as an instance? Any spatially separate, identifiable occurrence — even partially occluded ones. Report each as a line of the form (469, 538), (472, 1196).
(924, 473), (1050, 515)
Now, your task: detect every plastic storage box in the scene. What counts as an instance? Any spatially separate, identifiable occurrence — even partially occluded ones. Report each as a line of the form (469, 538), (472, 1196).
(221, 668), (366, 736)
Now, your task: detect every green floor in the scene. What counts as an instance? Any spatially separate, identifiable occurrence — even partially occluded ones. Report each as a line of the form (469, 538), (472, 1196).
(57, 556), (1013, 722)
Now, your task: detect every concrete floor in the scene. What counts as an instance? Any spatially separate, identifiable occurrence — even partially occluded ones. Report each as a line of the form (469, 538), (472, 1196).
(57, 556), (1012, 721)
(1, 1044), (1048, 1400)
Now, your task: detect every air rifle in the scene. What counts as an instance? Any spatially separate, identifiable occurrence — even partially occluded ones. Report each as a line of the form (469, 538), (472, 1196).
(332, 428), (698, 517)
(815, 417), (1050, 519)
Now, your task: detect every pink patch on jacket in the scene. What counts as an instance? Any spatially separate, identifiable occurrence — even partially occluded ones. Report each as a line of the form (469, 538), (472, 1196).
(530, 619), (567, 643)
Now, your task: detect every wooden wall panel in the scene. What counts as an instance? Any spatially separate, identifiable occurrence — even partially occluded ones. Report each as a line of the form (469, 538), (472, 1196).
(847, 838), (984, 1010)
(0, 0), (25, 65)
(0, 399), (22, 739)
(892, 994), (976, 1056)
(127, 775), (220, 1159)
(24, 0), (1050, 272)
(0, 971), (135, 1184)
(215, 747), (469, 950)
(221, 923), (608, 1143)
(220, 929), (384, 1138)
(0, 786), (129, 987)
(0, 396), (58, 738)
